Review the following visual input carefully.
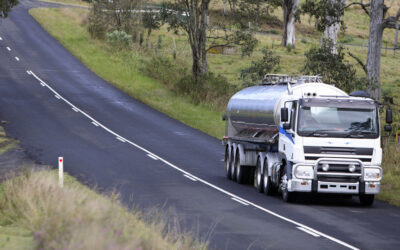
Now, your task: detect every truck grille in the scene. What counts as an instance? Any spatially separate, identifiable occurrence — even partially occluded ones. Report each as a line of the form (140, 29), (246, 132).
(304, 146), (373, 163)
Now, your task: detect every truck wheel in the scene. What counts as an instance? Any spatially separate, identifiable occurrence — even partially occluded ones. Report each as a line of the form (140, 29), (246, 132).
(281, 174), (296, 203)
(254, 158), (263, 193)
(263, 159), (274, 196)
(359, 194), (374, 206)
(235, 151), (246, 184)
(230, 147), (236, 181)
(224, 146), (232, 180)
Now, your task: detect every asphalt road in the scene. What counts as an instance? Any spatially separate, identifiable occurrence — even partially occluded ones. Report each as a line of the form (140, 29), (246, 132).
(0, 1), (400, 249)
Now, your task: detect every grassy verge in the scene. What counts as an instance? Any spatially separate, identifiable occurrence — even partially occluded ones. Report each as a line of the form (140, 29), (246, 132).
(30, 8), (225, 139)
(39, 0), (89, 7)
(0, 170), (205, 249)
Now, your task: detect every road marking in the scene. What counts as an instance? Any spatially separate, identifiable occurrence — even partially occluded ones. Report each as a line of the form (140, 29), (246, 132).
(15, 57), (19, 61)
(92, 121), (99, 127)
(297, 227), (321, 237)
(147, 154), (158, 160)
(72, 107), (79, 112)
(0, 37), (2, 41)
(26, 70), (31, 75)
(6, 47), (11, 51)
(55, 95), (61, 99)
(40, 82), (45, 87)
(231, 197), (249, 206)
(116, 137), (125, 142)
(27, 70), (359, 250)
(183, 174), (197, 181)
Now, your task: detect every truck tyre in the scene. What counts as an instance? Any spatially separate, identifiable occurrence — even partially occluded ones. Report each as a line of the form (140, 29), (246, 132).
(254, 158), (263, 193)
(230, 147), (236, 181)
(224, 146), (232, 180)
(263, 158), (275, 196)
(235, 151), (246, 184)
(359, 194), (374, 206)
(281, 174), (296, 203)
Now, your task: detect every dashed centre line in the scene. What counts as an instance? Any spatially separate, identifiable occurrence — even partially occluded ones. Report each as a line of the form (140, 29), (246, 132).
(55, 95), (61, 99)
(0, 37), (3, 41)
(72, 107), (79, 112)
(6, 46), (11, 51)
(15, 57), (19, 61)
(92, 121), (99, 127)
(26, 70), (359, 250)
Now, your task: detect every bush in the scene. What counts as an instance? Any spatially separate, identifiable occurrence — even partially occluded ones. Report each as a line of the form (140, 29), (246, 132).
(240, 47), (280, 86)
(302, 38), (366, 93)
(107, 30), (132, 47)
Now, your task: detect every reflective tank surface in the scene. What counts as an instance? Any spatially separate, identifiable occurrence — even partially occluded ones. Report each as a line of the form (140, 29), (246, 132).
(225, 84), (289, 141)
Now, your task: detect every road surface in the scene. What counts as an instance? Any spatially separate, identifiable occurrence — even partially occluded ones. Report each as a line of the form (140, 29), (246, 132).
(0, 1), (399, 249)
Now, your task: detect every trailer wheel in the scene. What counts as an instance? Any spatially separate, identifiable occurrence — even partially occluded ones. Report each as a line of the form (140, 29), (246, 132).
(359, 194), (374, 206)
(263, 158), (274, 196)
(224, 146), (232, 180)
(254, 157), (263, 193)
(230, 147), (236, 181)
(235, 150), (246, 184)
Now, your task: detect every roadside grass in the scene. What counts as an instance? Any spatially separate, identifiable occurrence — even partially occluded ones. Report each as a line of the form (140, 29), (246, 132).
(0, 170), (206, 249)
(30, 8), (225, 139)
(0, 127), (18, 155)
(39, 0), (89, 7)
(30, 7), (400, 206)
(378, 140), (400, 207)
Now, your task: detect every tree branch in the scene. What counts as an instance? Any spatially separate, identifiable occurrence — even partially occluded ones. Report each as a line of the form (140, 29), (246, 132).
(345, 1), (370, 16)
(347, 51), (368, 75)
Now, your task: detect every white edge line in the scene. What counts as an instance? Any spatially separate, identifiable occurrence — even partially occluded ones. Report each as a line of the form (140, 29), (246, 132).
(15, 57), (19, 61)
(55, 95), (61, 99)
(91, 121), (99, 127)
(27, 70), (359, 250)
(297, 227), (321, 237)
(26, 70), (31, 75)
(116, 137), (125, 142)
(231, 197), (249, 206)
(72, 107), (79, 112)
(147, 154), (158, 160)
(183, 174), (197, 182)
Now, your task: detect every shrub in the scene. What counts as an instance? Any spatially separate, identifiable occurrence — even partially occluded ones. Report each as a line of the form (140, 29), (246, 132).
(240, 47), (280, 86)
(107, 30), (132, 47)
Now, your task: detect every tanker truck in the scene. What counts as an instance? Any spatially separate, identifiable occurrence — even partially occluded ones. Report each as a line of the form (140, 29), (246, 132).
(222, 74), (393, 205)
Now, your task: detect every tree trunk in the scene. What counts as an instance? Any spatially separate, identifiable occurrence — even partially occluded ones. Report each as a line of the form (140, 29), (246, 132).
(323, 0), (346, 54)
(366, 0), (385, 101)
(281, 0), (298, 48)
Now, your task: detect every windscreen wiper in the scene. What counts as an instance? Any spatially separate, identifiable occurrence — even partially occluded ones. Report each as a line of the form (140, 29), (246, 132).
(304, 130), (334, 137)
(345, 131), (375, 138)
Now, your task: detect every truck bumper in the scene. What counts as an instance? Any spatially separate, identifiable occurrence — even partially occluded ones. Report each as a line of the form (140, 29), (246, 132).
(288, 179), (380, 194)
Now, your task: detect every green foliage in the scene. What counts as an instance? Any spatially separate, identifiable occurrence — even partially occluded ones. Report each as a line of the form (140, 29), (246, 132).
(140, 55), (232, 108)
(338, 35), (355, 44)
(107, 30), (132, 47)
(142, 11), (161, 36)
(301, 0), (346, 32)
(240, 47), (280, 85)
(302, 39), (366, 93)
(0, 0), (18, 18)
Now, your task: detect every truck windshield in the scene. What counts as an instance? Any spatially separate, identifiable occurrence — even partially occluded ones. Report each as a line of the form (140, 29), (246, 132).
(297, 106), (379, 138)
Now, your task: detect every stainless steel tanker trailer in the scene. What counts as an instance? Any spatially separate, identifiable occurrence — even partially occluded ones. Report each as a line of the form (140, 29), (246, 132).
(222, 74), (393, 205)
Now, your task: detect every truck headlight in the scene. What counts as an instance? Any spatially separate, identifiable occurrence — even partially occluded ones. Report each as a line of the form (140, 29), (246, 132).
(364, 167), (382, 181)
(294, 165), (314, 179)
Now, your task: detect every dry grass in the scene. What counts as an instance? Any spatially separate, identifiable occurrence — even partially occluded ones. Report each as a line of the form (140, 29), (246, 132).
(0, 170), (207, 249)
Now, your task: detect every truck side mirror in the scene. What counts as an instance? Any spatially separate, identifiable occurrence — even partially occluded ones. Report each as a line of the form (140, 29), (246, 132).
(384, 125), (392, 132)
(386, 108), (393, 124)
(281, 107), (288, 122)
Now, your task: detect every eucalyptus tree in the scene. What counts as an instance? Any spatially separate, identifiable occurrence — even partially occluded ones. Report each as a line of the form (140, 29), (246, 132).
(0, 0), (18, 18)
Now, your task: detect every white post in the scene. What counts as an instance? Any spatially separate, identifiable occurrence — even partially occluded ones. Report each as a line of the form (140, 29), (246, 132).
(58, 157), (64, 188)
